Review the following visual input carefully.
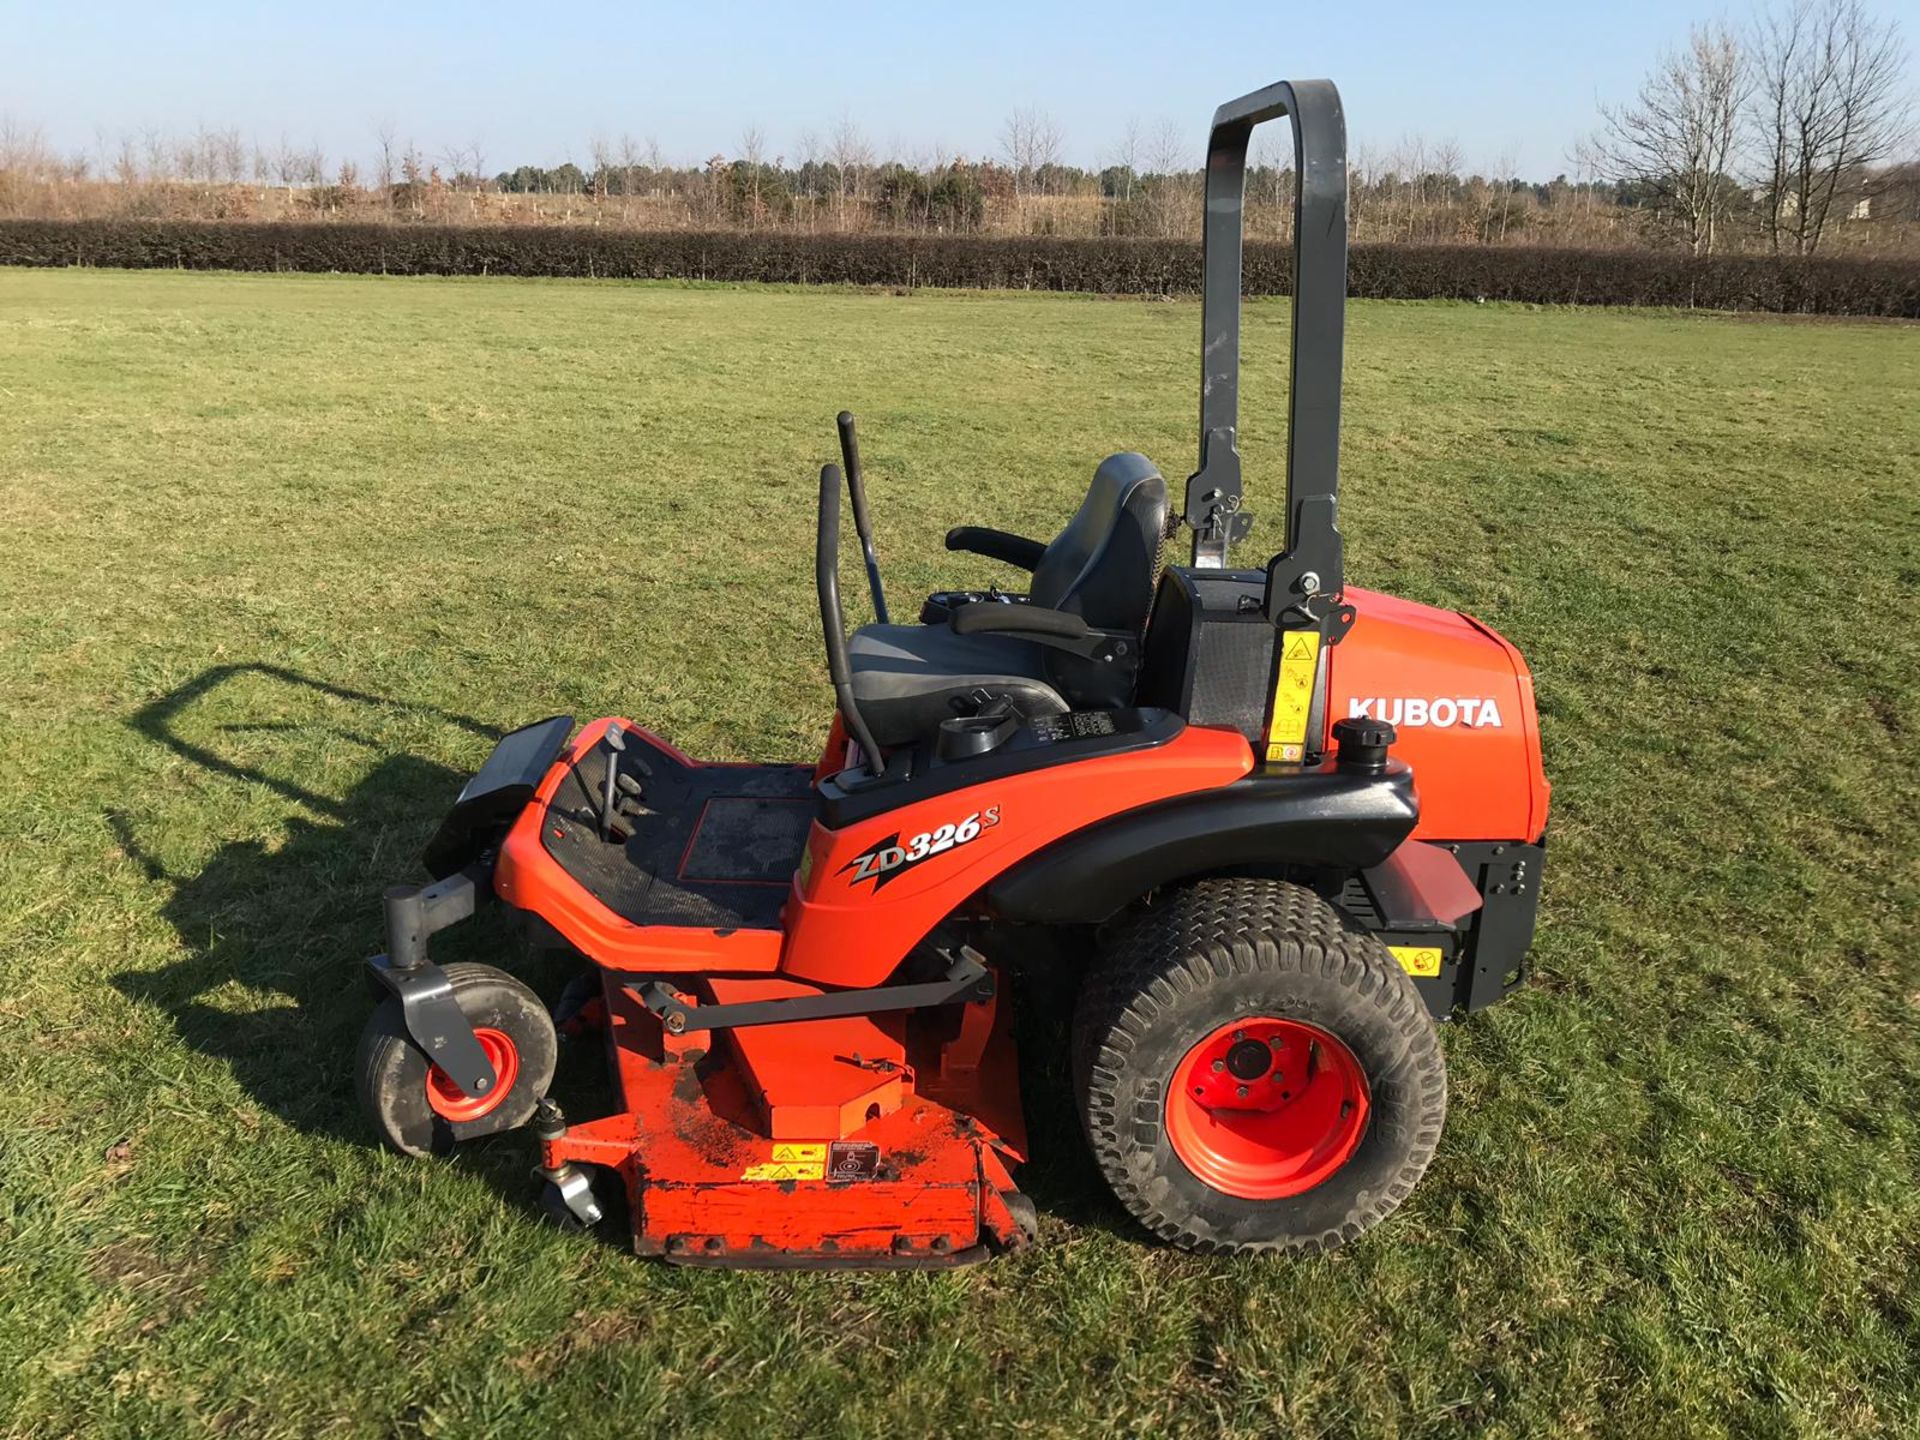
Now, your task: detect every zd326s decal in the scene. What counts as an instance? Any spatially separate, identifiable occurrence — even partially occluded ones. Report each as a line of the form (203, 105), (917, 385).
(840, 807), (1001, 891)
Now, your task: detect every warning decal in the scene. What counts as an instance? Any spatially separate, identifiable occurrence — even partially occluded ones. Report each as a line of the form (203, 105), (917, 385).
(1265, 630), (1323, 763)
(741, 1143), (826, 1182)
(1390, 946), (1443, 978)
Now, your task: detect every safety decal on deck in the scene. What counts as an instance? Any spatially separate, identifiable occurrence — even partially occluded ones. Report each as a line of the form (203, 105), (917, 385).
(1390, 946), (1443, 978)
(741, 1143), (826, 1182)
(827, 1141), (882, 1181)
(1266, 630), (1322, 763)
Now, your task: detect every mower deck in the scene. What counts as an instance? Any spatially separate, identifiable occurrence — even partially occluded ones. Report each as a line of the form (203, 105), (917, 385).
(544, 979), (1031, 1267)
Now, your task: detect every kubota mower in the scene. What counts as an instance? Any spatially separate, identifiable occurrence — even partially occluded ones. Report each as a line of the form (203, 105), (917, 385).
(356, 79), (1548, 1264)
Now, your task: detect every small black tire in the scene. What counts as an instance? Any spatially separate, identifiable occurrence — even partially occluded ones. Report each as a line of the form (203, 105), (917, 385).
(355, 962), (558, 1158)
(1073, 877), (1446, 1255)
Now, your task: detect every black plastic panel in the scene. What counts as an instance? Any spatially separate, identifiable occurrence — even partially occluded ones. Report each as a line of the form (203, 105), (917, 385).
(1138, 568), (1276, 743)
(984, 760), (1418, 924)
(422, 714), (575, 878)
(1348, 838), (1545, 1018)
(818, 706), (1184, 829)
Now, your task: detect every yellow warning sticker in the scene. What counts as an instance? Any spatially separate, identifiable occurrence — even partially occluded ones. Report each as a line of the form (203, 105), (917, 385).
(741, 1143), (826, 1182)
(1390, 946), (1443, 978)
(1265, 630), (1322, 763)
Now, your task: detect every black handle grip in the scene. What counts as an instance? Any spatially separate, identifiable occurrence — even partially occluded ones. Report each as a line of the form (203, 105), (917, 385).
(817, 464), (884, 775)
(944, 526), (1048, 572)
(949, 602), (1090, 640)
(837, 411), (889, 625)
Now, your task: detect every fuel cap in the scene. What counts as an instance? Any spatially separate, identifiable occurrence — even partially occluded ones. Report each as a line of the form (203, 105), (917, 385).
(1331, 716), (1395, 772)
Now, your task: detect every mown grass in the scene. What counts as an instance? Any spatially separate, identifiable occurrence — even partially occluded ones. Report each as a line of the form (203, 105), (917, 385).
(0, 270), (1916, 1439)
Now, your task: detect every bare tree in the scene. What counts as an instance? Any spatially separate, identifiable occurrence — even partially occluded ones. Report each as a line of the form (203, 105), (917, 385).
(1000, 105), (1062, 227)
(1250, 132), (1294, 240)
(1751, 0), (1913, 253)
(274, 134), (304, 198)
(1146, 116), (1190, 238)
(399, 140), (425, 215)
(1111, 114), (1142, 202)
(1489, 144), (1518, 242)
(441, 139), (485, 192)
(109, 129), (140, 187)
(1031, 108), (1064, 194)
(1590, 21), (1749, 254)
(739, 123), (766, 226)
(828, 113), (870, 229)
(372, 119), (397, 211)
(1000, 106), (1038, 223)
(613, 133), (649, 220)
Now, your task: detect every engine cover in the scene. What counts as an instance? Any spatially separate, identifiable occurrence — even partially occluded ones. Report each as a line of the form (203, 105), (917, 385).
(1326, 587), (1549, 843)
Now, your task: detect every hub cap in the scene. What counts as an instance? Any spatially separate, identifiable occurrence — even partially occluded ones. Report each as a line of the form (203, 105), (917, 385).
(1165, 1017), (1371, 1200)
(424, 1027), (519, 1122)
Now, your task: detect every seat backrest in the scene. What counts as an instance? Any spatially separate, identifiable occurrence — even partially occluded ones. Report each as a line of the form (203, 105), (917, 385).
(1031, 452), (1169, 708)
(1030, 452), (1169, 631)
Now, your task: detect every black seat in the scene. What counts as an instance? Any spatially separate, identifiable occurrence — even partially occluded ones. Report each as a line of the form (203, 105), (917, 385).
(848, 452), (1169, 746)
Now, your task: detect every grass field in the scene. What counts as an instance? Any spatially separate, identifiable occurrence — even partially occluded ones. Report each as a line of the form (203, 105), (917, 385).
(1, 270), (1917, 1439)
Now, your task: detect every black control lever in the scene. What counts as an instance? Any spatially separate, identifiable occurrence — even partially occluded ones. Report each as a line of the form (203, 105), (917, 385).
(818, 464), (887, 777)
(836, 411), (889, 624)
(600, 726), (633, 842)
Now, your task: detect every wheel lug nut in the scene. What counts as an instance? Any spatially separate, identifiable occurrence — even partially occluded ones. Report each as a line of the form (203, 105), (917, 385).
(1236, 1085), (1249, 1098)
(1211, 1060), (1225, 1073)
(1233, 1030), (1245, 1041)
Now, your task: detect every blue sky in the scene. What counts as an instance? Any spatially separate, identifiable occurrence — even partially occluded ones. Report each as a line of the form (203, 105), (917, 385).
(4, 1), (1791, 178)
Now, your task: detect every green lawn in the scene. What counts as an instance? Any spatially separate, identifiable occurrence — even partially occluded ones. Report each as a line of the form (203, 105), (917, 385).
(1, 270), (1917, 1438)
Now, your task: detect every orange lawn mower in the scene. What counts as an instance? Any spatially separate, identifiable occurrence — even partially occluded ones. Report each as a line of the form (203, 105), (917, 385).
(355, 78), (1549, 1265)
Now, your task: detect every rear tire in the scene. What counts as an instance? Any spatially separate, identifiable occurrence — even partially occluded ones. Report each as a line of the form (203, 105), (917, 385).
(356, 962), (558, 1158)
(1073, 878), (1446, 1255)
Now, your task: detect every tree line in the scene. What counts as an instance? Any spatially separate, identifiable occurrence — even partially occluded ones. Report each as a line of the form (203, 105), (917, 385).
(1584, 0), (1912, 255)
(0, 0), (1911, 256)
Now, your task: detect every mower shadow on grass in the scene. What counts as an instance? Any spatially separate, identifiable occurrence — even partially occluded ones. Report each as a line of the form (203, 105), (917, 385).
(107, 665), (592, 1216)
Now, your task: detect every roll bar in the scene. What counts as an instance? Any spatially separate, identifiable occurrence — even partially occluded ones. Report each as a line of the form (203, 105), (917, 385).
(1186, 78), (1348, 623)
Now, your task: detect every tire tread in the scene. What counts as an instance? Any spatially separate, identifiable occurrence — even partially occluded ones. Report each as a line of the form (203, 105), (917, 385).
(1073, 877), (1447, 1256)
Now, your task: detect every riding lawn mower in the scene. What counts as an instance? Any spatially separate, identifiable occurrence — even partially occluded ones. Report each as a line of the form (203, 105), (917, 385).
(355, 78), (1549, 1265)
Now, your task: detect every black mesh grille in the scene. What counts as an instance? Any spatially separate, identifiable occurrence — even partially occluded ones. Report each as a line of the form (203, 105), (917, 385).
(1188, 622), (1274, 741)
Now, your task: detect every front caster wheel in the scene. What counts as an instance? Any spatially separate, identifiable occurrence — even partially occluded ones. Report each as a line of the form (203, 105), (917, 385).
(356, 962), (558, 1157)
(1073, 878), (1447, 1256)
(535, 1167), (606, 1231)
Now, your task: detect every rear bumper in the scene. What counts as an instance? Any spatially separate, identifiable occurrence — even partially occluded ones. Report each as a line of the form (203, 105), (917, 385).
(1362, 837), (1544, 1018)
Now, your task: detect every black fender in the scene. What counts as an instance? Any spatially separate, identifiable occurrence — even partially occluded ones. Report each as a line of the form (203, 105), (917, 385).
(983, 761), (1418, 925)
(422, 714), (575, 878)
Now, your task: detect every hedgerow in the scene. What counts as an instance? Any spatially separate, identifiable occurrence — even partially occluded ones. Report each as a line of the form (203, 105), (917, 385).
(2, 220), (1914, 316)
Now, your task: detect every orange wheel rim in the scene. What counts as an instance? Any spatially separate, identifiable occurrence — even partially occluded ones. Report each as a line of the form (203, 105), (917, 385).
(1165, 1017), (1370, 1200)
(424, 1027), (518, 1122)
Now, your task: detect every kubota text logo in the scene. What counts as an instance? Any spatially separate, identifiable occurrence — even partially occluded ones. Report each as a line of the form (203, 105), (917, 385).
(840, 807), (1001, 891)
(1348, 696), (1504, 729)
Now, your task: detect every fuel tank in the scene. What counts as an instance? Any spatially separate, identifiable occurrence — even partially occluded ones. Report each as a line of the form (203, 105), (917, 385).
(1324, 586), (1549, 843)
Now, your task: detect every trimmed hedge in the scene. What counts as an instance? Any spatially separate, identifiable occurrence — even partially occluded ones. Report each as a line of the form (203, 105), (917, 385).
(2, 219), (1916, 316)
